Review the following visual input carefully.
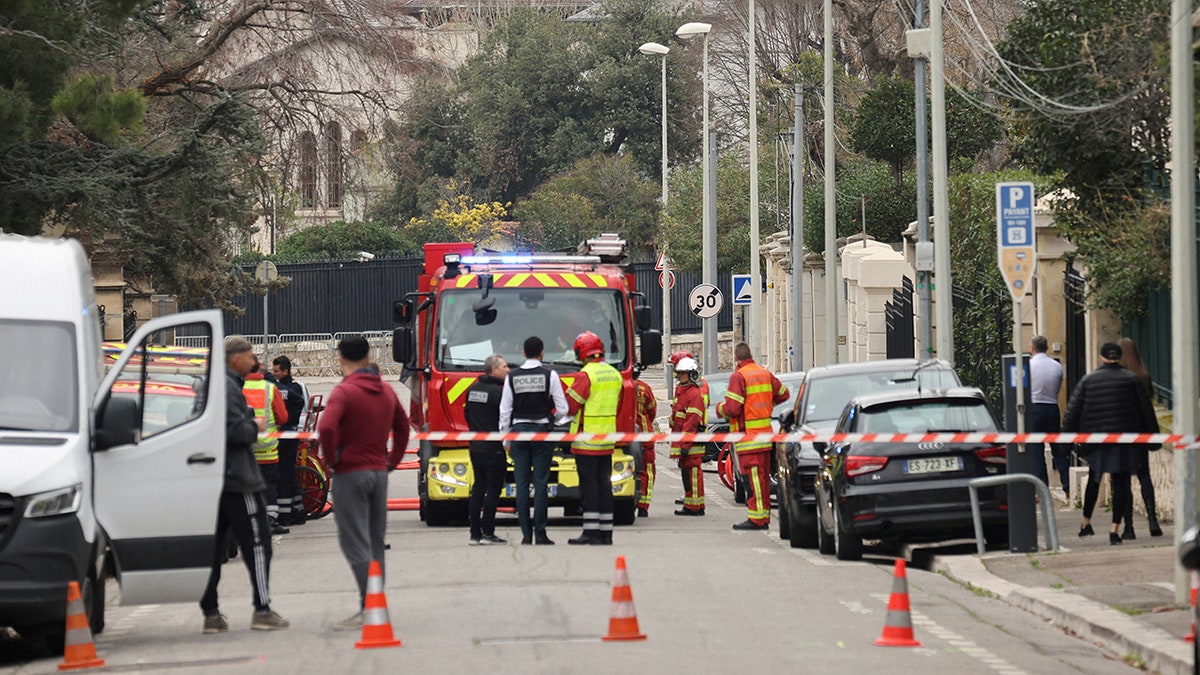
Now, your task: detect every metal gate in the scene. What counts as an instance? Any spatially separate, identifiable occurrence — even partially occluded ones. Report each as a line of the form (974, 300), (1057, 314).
(885, 276), (915, 359)
(1063, 263), (1087, 397)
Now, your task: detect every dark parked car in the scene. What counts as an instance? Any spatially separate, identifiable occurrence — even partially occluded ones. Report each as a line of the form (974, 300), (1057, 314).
(775, 359), (960, 549)
(705, 370), (805, 503)
(814, 387), (1009, 561)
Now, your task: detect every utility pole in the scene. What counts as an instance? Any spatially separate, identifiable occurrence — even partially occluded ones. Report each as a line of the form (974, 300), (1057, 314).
(1170, 0), (1199, 605)
(790, 84), (804, 372)
(909, 0), (933, 360)
(748, 0), (761, 358)
(823, 0), (838, 365)
(931, 0), (954, 364)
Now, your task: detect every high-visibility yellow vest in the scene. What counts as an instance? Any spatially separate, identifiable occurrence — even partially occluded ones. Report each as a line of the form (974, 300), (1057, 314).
(242, 379), (279, 463)
(570, 361), (622, 454)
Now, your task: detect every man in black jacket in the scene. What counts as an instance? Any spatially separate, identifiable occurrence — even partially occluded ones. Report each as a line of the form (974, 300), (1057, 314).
(465, 354), (510, 545)
(200, 337), (289, 633)
(1063, 342), (1159, 545)
(271, 355), (307, 526)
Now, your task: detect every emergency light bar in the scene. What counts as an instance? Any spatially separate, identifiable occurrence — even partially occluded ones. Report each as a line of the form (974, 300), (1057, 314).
(460, 254), (601, 265)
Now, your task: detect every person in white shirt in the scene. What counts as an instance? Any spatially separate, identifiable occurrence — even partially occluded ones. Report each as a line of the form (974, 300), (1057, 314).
(1028, 335), (1068, 497)
(499, 336), (569, 545)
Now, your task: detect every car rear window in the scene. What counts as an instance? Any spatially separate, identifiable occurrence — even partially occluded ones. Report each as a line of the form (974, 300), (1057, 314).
(859, 400), (997, 434)
(805, 369), (959, 422)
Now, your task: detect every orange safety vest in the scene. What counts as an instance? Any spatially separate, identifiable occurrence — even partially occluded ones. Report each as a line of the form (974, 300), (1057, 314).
(725, 362), (778, 454)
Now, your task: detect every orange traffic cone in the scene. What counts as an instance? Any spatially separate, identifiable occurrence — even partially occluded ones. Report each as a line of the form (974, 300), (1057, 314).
(1185, 570), (1198, 643)
(873, 558), (922, 647)
(355, 561), (402, 649)
(57, 581), (105, 671)
(602, 556), (646, 642)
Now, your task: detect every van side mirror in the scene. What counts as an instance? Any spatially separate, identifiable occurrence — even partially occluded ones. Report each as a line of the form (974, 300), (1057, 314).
(639, 330), (662, 366)
(634, 305), (652, 331)
(393, 326), (415, 365)
(95, 396), (139, 451)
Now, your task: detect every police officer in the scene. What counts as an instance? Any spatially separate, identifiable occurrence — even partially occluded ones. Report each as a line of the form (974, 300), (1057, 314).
(717, 342), (789, 531)
(565, 331), (623, 545)
(465, 354), (510, 545)
(672, 357), (706, 516)
(271, 355), (306, 526)
(499, 336), (569, 545)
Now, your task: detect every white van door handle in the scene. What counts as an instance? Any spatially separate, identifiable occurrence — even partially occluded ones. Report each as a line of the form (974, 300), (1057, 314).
(187, 453), (217, 465)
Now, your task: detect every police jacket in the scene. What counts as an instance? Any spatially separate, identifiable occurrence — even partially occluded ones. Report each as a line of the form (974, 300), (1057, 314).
(224, 367), (266, 493)
(465, 374), (505, 454)
(276, 375), (305, 431)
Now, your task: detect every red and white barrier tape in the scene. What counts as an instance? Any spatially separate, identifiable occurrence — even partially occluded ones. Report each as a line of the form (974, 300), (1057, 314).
(272, 429), (1199, 446)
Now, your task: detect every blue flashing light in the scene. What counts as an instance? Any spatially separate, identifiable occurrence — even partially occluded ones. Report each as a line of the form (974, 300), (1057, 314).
(461, 254), (533, 265)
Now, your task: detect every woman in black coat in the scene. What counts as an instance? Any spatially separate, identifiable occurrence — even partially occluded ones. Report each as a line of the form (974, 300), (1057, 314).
(1062, 342), (1159, 545)
(1118, 337), (1162, 538)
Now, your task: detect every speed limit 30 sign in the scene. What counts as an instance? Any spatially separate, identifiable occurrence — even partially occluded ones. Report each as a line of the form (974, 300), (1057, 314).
(689, 283), (723, 319)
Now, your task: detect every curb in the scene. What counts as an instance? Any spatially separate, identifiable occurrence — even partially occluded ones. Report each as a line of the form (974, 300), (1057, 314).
(930, 554), (1192, 674)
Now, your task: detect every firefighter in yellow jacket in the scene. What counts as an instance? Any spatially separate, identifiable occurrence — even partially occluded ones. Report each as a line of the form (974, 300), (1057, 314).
(716, 342), (789, 531)
(565, 331), (622, 545)
(243, 357), (291, 535)
(633, 374), (657, 518)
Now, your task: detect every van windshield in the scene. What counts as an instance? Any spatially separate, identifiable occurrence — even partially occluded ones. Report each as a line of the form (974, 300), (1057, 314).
(434, 288), (629, 372)
(0, 320), (78, 432)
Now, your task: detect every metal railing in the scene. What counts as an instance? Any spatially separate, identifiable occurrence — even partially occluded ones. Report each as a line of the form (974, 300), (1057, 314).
(968, 474), (1059, 555)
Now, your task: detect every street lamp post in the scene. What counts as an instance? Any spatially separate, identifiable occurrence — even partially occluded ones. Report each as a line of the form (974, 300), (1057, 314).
(639, 41), (671, 390)
(676, 21), (715, 373)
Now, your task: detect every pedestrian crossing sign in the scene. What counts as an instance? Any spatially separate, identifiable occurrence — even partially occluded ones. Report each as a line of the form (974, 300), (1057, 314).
(732, 274), (754, 305)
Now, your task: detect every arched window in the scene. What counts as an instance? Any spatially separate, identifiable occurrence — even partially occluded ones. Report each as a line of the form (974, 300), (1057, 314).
(351, 129), (368, 153)
(325, 121), (343, 209)
(298, 131), (317, 208)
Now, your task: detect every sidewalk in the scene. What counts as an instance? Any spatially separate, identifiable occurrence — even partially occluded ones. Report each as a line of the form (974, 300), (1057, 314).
(924, 492), (1193, 674)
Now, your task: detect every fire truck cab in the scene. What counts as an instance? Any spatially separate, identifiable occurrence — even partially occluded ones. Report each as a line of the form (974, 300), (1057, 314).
(393, 234), (662, 526)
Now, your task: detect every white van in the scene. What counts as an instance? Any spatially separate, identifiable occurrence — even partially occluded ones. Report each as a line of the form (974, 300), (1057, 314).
(0, 234), (224, 648)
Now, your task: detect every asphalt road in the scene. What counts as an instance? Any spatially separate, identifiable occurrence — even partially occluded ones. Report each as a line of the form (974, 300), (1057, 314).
(0, 376), (1142, 673)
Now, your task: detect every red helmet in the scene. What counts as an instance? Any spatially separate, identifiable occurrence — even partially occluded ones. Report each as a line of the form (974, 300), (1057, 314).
(573, 331), (605, 361)
(667, 350), (695, 367)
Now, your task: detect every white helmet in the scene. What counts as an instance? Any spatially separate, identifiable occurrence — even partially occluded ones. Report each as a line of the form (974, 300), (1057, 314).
(675, 357), (699, 374)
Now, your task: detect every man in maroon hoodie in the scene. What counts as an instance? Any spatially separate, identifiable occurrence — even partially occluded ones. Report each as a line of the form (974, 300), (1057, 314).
(317, 336), (410, 632)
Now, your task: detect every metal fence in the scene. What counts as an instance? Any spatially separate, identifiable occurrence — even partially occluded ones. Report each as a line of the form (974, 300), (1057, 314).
(187, 258), (734, 340)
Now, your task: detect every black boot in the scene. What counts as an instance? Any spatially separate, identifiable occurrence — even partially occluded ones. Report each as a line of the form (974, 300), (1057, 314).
(1122, 522), (1136, 540)
(1149, 512), (1163, 537)
(568, 531), (597, 545)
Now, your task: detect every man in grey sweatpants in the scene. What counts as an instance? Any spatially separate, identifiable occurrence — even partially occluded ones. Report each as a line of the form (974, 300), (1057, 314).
(317, 336), (410, 631)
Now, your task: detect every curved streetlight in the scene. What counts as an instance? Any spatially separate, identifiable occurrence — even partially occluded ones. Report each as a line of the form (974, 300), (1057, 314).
(676, 21), (715, 372)
(640, 41), (672, 388)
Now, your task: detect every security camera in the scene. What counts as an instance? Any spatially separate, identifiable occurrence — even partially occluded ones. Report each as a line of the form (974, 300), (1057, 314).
(357, 251), (375, 262)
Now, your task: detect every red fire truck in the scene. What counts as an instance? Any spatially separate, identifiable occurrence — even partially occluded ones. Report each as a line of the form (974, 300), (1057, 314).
(392, 234), (663, 526)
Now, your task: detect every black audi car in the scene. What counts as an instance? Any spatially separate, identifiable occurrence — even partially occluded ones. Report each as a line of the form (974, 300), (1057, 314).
(814, 387), (1009, 561)
(775, 359), (960, 549)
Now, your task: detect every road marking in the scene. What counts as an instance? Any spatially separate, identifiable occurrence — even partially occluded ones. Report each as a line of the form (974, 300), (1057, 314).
(838, 599), (873, 615)
(869, 594), (1027, 674)
(752, 547), (776, 555)
(477, 635), (601, 645)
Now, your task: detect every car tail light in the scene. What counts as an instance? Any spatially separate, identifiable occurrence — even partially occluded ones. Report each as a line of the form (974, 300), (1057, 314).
(845, 455), (888, 477)
(975, 446), (1007, 465)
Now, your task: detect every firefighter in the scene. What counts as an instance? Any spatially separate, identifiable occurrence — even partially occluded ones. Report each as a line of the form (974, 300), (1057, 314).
(243, 356), (291, 535)
(672, 357), (706, 516)
(633, 372), (657, 518)
(565, 331), (623, 545)
(668, 350), (710, 507)
(716, 342), (789, 531)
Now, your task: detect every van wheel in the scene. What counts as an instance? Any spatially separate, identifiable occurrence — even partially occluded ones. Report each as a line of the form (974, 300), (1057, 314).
(84, 562), (105, 635)
(424, 500), (453, 526)
(613, 498), (636, 526)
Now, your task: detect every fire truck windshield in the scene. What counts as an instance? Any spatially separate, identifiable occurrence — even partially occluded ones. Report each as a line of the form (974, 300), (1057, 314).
(435, 288), (628, 372)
